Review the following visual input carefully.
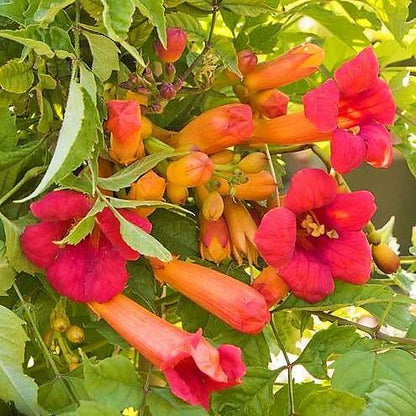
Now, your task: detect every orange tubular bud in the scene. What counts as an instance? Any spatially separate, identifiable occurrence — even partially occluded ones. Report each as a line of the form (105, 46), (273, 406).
(252, 266), (289, 308)
(249, 111), (330, 145)
(167, 152), (214, 187)
(199, 215), (231, 264)
(244, 43), (325, 91)
(223, 197), (258, 265)
(238, 50), (258, 75)
(128, 171), (166, 217)
(238, 152), (267, 174)
(210, 149), (235, 165)
(173, 104), (254, 154)
(166, 183), (189, 205)
(217, 171), (276, 201)
(202, 191), (224, 221)
(249, 89), (289, 118)
(372, 243), (400, 274)
(107, 100), (145, 165)
(150, 259), (270, 334)
(154, 27), (187, 63)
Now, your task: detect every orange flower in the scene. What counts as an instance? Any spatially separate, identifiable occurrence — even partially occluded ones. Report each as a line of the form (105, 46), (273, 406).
(151, 259), (270, 334)
(106, 100), (145, 165)
(223, 197), (258, 265)
(202, 191), (224, 221)
(127, 171), (166, 217)
(252, 266), (289, 307)
(244, 43), (324, 91)
(166, 183), (189, 205)
(173, 104), (253, 154)
(249, 89), (289, 118)
(167, 152), (214, 187)
(199, 215), (231, 264)
(249, 111), (330, 145)
(89, 294), (246, 409)
(217, 171), (276, 201)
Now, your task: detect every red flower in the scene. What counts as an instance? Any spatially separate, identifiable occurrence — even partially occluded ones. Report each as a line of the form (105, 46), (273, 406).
(254, 169), (376, 303)
(303, 47), (395, 173)
(20, 190), (151, 303)
(90, 294), (246, 409)
(154, 27), (187, 63)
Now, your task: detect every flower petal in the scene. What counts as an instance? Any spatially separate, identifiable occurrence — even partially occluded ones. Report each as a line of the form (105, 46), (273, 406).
(46, 236), (128, 302)
(254, 207), (296, 268)
(317, 231), (371, 284)
(106, 100), (141, 142)
(335, 47), (379, 96)
(359, 123), (393, 168)
(96, 207), (152, 260)
(279, 250), (334, 303)
(316, 191), (376, 231)
(285, 169), (338, 214)
(30, 190), (92, 221)
(20, 221), (70, 268)
(330, 129), (367, 174)
(303, 79), (340, 132)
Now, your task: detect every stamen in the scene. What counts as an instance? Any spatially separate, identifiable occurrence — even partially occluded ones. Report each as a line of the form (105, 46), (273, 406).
(300, 213), (325, 237)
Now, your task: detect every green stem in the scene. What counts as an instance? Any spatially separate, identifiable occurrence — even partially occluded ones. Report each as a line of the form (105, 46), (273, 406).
(311, 145), (331, 172)
(267, 144), (313, 154)
(71, 0), (81, 81)
(264, 144), (280, 206)
(270, 320), (295, 416)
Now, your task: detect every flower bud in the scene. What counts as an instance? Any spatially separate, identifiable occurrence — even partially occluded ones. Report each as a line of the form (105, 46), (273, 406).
(165, 63), (176, 83)
(252, 266), (289, 307)
(199, 215), (231, 264)
(238, 152), (267, 174)
(159, 82), (176, 100)
(167, 152), (214, 187)
(69, 362), (80, 372)
(223, 197), (258, 265)
(372, 243), (400, 274)
(66, 325), (85, 344)
(249, 89), (289, 118)
(166, 183), (189, 205)
(154, 27), (187, 63)
(202, 191), (224, 221)
(244, 43), (324, 91)
(210, 150), (235, 165)
(143, 67), (154, 81)
(125, 90), (149, 106)
(173, 104), (253, 154)
(238, 50), (258, 75)
(128, 171), (166, 217)
(52, 316), (70, 333)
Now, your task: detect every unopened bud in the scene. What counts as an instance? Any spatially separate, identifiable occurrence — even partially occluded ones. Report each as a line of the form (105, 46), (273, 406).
(143, 67), (154, 81)
(202, 191), (224, 221)
(152, 61), (163, 78)
(239, 152), (267, 174)
(154, 27), (187, 63)
(249, 89), (289, 118)
(165, 63), (176, 83)
(210, 150), (235, 165)
(173, 79), (183, 91)
(372, 243), (400, 274)
(166, 183), (189, 205)
(66, 325), (85, 344)
(159, 83), (176, 100)
(52, 316), (70, 333)
(238, 50), (258, 75)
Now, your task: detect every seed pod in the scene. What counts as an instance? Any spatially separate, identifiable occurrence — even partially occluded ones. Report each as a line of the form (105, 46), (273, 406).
(239, 152), (267, 174)
(52, 316), (70, 333)
(372, 243), (400, 274)
(66, 325), (85, 344)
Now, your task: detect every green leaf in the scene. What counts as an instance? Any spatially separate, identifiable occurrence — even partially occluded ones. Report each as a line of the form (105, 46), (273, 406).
(248, 23), (281, 54)
(212, 36), (241, 76)
(0, 213), (39, 274)
(82, 353), (144, 410)
(34, 0), (75, 24)
(362, 381), (416, 416)
(133, 0), (166, 47)
(365, 0), (410, 42)
(221, 0), (271, 17)
(165, 12), (205, 42)
(97, 151), (182, 191)
(0, 59), (34, 94)
(0, 141), (43, 170)
(150, 210), (198, 258)
(211, 367), (277, 416)
(0, 242), (14, 295)
(83, 32), (120, 82)
(332, 349), (416, 396)
(112, 208), (172, 262)
(0, 305), (44, 416)
(0, 0), (28, 25)
(65, 400), (120, 416)
(126, 258), (157, 309)
(18, 81), (99, 202)
(296, 325), (382, 379)
(0, 106), (17, 149)
(396, 136), (416, 179)
(273, 311), (302, 355)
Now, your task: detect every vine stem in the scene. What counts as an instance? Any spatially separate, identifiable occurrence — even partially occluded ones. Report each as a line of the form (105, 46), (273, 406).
(71, 0), (81, 81)
(270, 320), (295, 416)
(12, 284), (79, 404)
(177, 0), (220, 84)
(264, 144), (280, 207)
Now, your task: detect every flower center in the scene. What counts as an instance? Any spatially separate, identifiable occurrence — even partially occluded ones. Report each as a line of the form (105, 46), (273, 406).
(298, 211), (339, 240)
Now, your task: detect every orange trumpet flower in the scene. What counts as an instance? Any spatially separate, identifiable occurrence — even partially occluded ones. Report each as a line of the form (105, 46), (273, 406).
(150, 259), (270, 334)
(89, 294), (246, 409)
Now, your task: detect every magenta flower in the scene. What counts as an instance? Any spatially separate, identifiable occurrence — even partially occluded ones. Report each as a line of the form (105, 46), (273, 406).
(20, 190), (151, 303)
(303, 47), (396, 173)
(254, 169), (376, 303)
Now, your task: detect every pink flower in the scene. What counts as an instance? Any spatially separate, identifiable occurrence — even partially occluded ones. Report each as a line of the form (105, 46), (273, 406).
(303, 47), (396, 173)
(254, 169), (376, 303)
(20, 190), (151, 303)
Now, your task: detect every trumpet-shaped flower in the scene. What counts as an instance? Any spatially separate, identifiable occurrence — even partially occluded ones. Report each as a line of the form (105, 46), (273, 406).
(254, 169), (376, 303)
(90, 294), (246, 409)
(20, 190), (151, 302)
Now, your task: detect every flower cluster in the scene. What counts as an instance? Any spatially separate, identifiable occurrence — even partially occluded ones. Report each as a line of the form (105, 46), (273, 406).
(20, 27), (398, 410)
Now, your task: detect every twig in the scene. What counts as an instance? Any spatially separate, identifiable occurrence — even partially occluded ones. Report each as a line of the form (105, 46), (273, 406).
(264, 144), (280, 207)
(270, 320), (295, 416)
(267, 144), (313, 154)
